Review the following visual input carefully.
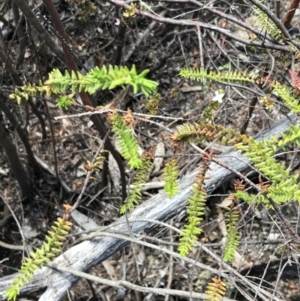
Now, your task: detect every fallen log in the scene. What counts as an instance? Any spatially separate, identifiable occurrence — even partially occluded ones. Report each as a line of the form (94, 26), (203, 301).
(0, 114), (298, 301)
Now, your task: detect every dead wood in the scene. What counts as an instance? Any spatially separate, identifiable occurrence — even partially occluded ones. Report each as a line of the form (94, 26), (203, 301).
(0, 114), (298, 301)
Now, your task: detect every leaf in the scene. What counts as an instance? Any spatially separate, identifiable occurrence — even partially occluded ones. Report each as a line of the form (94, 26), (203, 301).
(163, 159), (179, 199)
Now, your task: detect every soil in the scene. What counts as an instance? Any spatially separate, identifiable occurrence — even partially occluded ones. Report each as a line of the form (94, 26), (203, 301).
(1, 0), (300, 300)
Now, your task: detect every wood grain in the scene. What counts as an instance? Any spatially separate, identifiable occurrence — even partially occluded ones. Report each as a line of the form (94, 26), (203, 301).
(0, 114), (298, 301)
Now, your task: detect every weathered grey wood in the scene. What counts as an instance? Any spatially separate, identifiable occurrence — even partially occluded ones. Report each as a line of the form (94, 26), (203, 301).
(0, 114), (298, 301)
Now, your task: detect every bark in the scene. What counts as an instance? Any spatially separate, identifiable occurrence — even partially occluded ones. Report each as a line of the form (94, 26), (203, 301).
(281, 0), (300, 29)
(12, 0), (65, 62)
(0, 123), (31, 201)
(42, 0), (127, 201)
(0, 114), (298, 301)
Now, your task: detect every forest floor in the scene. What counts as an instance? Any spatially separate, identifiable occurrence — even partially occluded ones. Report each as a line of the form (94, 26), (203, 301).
(1, 0), (300, 300)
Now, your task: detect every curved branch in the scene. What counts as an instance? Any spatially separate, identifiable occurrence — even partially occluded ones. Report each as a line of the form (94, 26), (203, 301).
(42, 0), (127, 201)
(12, 0), (65, 63)
(107, 0), (293, 52)
(282, 0), (300, 28)
(0, 114), (297, 301)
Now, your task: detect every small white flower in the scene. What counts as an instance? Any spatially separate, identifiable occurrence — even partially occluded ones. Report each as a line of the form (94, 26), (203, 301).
(212, 90), (225, 103)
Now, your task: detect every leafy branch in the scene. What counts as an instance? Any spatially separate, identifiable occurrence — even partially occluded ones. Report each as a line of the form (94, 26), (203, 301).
(163, 159), (180, 198)
(108, 111), (143, 169)
(10, 65), (158, 106)
(178, 152), (213, 257)
(120, 154), (153, 213)
(6, 205), (73, 301)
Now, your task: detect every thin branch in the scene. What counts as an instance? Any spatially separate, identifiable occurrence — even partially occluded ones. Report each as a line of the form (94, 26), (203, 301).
(42, 0), (127, 202)
(53, 108), (184, 121)
(0, 114), (296, 301)
(71, 133), (109, 211)
(282, 0), (300, 28)
(66, 229), (280, 301)
(124, 10), (167, 62)
(49, 264), (236, 301)
(0, 192), (30, 255)
(107, 0), (292, 52)
(12, 0), (65, 62)
(0, 240), (25, 251)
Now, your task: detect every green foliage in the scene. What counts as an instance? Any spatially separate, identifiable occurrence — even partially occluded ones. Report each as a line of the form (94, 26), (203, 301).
(179, 67), (300, 116)
(202, 101), (221, 120)
(10, 65), (158, 107)
(224, 209), (240, 262)
(178, 178), (206, 257)
(267, 182), (300, 203)
(270, 81), (300, 113)
(77, 1), (97, 21)
(120, 156), (153, 213)
(109, 112), (143, 169)
(108, 111), (154, 213)
(171, 121), (248, 145)
(144, 91), (161, 115)
(6, 213), (72, 301)
(288, 44), (300, 61)
(234, 126), (300, 206)
(253, 0), (283, 41)
(180, 68), (258, 84)
(235, 137), (290, 184)
(79, 65), (157, 95)
(236, 190), (270, 206)
(7, 15), (300, 289)
(237, 180), (300, 207)
(163, 159), (179, 198)
(279, 124), (300, 149)
(56, 94), (75, 109)
(178, 153), (212, 257)
(179, 182), (206, 256)
(177, 64), (300, 259)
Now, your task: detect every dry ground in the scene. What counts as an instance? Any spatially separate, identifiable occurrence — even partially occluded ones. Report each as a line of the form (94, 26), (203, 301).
(1, 0), (300, 300)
